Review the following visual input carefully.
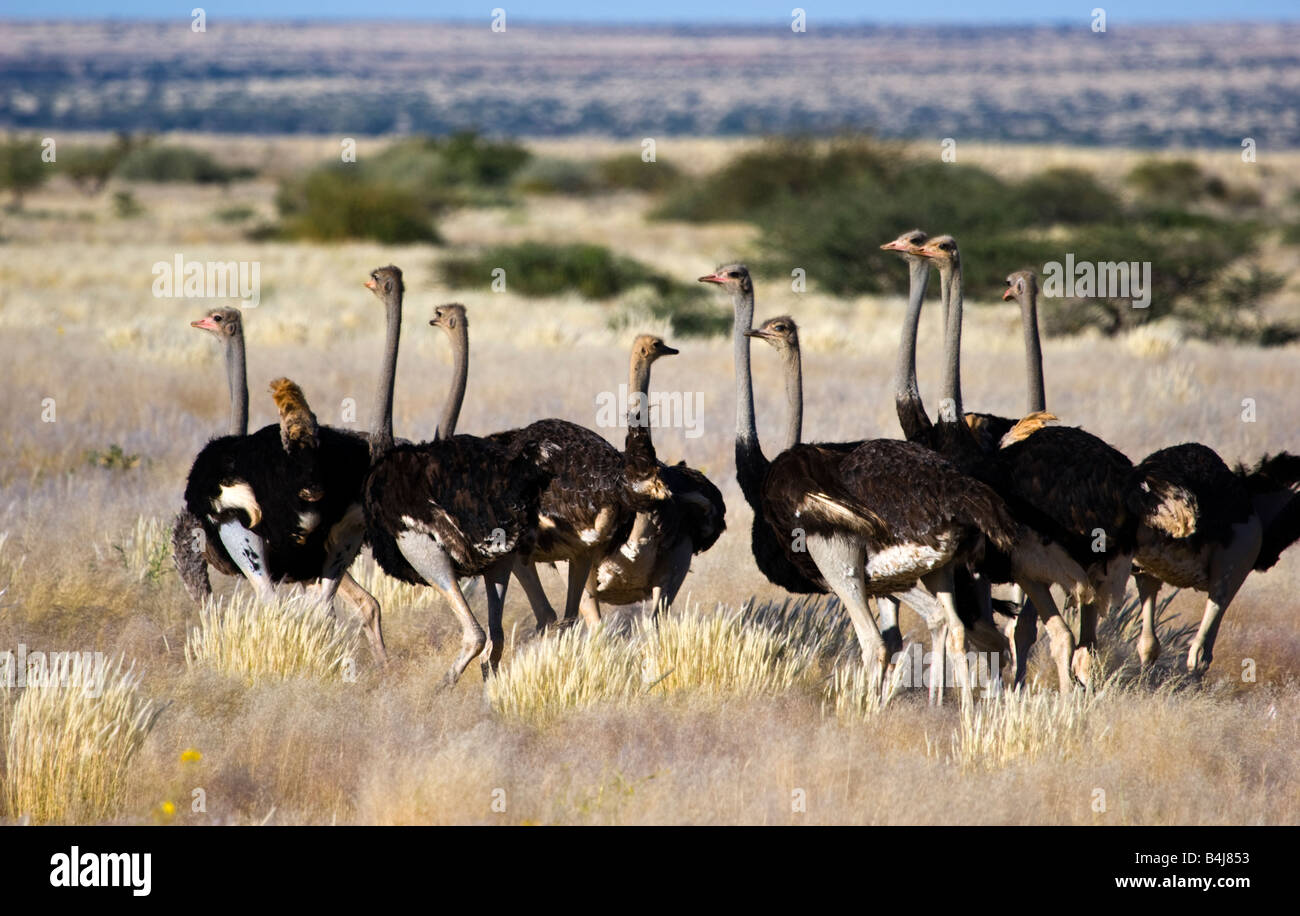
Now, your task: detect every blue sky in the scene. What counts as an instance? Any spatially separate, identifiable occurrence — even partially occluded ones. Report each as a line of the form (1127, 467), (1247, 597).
(2, 1), (1297, 23)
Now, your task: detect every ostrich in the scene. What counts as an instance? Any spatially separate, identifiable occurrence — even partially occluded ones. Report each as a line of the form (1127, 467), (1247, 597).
(487, 401), (669, 629)
(703, 263), (1088, 699)
(361, 301), (555, 683)
(178, 268), (410, 663)
(914, 235), (1135, 688)
(589, 335), (727, 614)
(172, 307), (248, 602)
(745, 314), (1008, 701)
(1129, 445), (1300, 674)
(414, 312), (713, 627)
(880, 235), (1053, 673)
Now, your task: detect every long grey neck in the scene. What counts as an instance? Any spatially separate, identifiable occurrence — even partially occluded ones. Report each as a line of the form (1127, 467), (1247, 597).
(892, 257), (929, 414)
(369, 293), (402, 458)
(734, 287), (759, 447)
(781, 346), (802, 449)
(939, 261), (964, 425)
(436, 324), (468, 439)
(1021, 288), (1046, 413)
(226, 331), (248, 437)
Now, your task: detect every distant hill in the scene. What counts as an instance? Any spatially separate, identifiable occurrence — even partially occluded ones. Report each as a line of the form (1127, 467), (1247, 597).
(2, 20), (1298, 146)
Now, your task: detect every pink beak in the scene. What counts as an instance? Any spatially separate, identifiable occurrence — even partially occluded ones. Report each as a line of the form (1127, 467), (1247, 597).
(880, 240), (910, 252)
(365, 279), (377, 291)
(1002, 287), (1016, 301)
(191, 316), (219, 331)
(698, 273), (726, 284)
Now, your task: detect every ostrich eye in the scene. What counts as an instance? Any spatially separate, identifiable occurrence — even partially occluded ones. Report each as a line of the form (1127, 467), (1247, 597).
(728, 271), (740, 278)
(213, 315), (222, 323)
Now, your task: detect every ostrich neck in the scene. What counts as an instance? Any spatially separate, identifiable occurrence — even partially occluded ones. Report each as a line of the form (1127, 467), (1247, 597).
(1021, 289), (1046, 413)
(732, 286), (767, 506)
(436, 324), (468, 439)
(939, 261), (964, 426)
(226, 331), (248, 437)
(625, 352), (656, 462)
(781, 347), (802, 450)
(892, 258), (931, 440)
(369, 293), (402, 458)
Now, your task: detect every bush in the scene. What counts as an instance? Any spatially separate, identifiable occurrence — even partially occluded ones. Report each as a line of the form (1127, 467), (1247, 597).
(596, 153), (682, 192)
(1016, 167), (1124, 226)
(59, 133), (140, 195)
(274, 131), (526, 241)
(275, 167), (441, 243)
(442, 241), (676, 299)
(0, 135), (50, 209)
(115, 144), (254, 184)
(513, 157), (602, 195)
(1125, 159), (1215, 205)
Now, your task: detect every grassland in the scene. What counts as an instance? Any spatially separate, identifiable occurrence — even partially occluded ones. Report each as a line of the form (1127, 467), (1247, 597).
(0, 135), (1297, 825)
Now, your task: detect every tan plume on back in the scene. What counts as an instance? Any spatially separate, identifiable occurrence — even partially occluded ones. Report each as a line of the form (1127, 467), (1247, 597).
(269, 377), (319, 452)
(999, 411), (1059, 449)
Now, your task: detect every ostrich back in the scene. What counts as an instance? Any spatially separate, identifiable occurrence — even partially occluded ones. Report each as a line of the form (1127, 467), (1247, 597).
(993, 425), (1136, 565)
(488, 418), (644, 560)
(363, 436), (550, 584)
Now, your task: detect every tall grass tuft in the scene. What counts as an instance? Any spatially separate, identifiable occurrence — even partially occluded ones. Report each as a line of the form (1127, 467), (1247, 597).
(105, 515), (172, 584)
(947, 677), (1114, 770)
(486, 625), (641, 728)
(638, 606), (823, 697)
(184, 592), (358, 685)
(2, 659), (163, 823)
(488, 603), (837, 727)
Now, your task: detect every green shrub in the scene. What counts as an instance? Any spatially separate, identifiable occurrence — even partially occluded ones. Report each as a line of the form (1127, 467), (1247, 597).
(513, 157), (602, 195)
(442, 242), (677, 299)
(115, 144), (254, 184)
(596, 153), (682, 192)
(0, 135), (50, 209)
(276, 168), (441, 244)
(1016, 167), (1124, 226)
(1125, 159), (1215, 205)
(59, 134), (140, 195)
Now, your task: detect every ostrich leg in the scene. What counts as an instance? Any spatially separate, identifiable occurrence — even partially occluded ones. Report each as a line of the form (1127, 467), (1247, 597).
(217, 521), (276, 603)
(1187, 517), (1261, 674)
(337, 573), (388, 664)
(1135, 573), (1162, 668)
(396, 532), (485, 686)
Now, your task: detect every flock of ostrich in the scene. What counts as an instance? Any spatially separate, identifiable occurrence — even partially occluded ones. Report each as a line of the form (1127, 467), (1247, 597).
(171, 231), (1300, 701)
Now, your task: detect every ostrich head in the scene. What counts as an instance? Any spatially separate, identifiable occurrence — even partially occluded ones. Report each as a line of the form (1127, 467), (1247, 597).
(913, 234), (960, 268)
(1002, 270), (1038, 303)
(698, 263), (752, 297)
(429, 303), (467, 333)
(879, 229), (929, 260)
(745, 315), (799, 353)
(190, 306), (242, 341)
(365, 265), (404, 300)
(632, 333), (679, 365)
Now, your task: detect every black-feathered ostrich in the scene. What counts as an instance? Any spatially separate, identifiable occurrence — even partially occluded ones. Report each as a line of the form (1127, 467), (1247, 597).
(173, 303), (387, 662)
(746, 314), (1010, 702)
(913, 235), (1136, 688)
(362, 297), (555, 684)
(704, 263), (1090, 699)
(1129, 445), (1300, 674)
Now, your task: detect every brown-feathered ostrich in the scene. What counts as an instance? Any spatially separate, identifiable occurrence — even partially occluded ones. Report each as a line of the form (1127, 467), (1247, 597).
(704, 263), (1087, 700)
(486, 384), (669, 629)
(914, 235), (1135, 688)
(177, 270), (408, 664)
(590, 336), (727, 614)
(1129, 445), (1300, 674)
(415, 313), (718, 626)
(362, 293), (557, 684)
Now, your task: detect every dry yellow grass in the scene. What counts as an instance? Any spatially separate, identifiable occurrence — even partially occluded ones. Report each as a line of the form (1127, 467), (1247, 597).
(184, 593), (359, 686)
(2, 659), (163, 824)
(0, 135), (1297, 824)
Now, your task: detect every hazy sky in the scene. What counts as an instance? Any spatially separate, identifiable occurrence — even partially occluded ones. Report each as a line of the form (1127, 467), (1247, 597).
(3, 0), (1297, 23)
